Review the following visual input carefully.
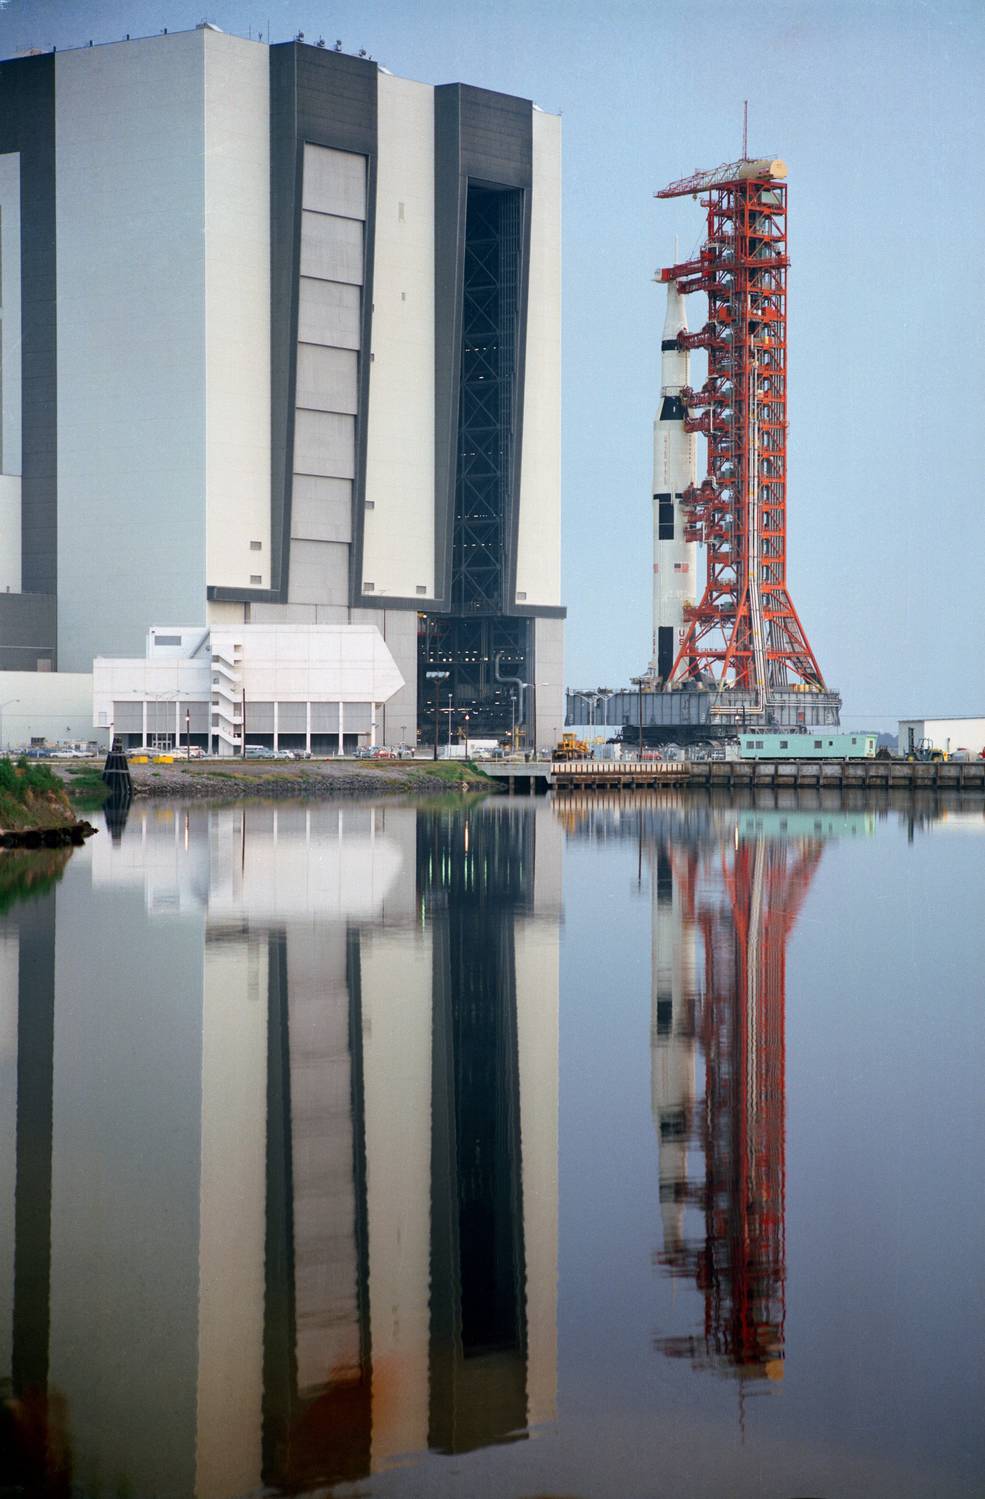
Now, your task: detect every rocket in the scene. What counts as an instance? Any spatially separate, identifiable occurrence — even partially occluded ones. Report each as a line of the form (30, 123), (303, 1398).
(650, 278), (697, 682)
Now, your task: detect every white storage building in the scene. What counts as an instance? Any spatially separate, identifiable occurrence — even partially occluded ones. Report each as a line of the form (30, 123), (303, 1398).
(897, 717), (985, 757)
(93, 624), (404, 756)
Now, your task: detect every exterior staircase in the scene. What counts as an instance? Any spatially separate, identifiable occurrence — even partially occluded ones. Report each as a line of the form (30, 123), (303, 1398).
(210, 641), (244, 755)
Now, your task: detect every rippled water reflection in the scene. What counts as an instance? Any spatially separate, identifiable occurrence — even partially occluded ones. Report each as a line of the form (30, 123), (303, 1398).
(0, 793), (983, 1498)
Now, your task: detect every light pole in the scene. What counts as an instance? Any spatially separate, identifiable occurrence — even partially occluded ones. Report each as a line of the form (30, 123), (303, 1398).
(447, 691), (453, 751)
(630, 676), (644, 759)
(425, 671), (448, 760)
(0, 699), (20, 755)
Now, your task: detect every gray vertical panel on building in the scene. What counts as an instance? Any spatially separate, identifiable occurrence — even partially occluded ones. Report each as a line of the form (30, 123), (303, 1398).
(344, 702), (372, 733)
(112, 701), (142, 733)
(246, 701), (275, 732)
(266, 43), (377, 607)
(276, 701), (306, 732)
(310, 701), (339, 732)
(0, 593), (55, 671)
(0, 55), (57, 657)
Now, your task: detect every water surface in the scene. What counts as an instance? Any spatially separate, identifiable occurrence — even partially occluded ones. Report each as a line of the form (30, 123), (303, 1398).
(1, 793), (983, 1498)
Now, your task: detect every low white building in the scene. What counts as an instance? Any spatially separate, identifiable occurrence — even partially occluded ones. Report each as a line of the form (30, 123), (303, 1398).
(897, 717), (985, 757)
(93, 624), (403, 756)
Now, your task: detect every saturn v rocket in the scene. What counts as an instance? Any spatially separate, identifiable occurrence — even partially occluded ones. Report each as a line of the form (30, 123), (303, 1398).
(650, 280), (698, 683)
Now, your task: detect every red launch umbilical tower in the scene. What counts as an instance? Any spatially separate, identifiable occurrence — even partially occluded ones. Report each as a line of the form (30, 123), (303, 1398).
(657, 159), (834, 721)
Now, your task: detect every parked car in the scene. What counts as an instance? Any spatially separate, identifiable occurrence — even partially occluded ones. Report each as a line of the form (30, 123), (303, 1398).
(372, 747), (396, 759)
(352, 746), (376, 759)
(272, 749), (296, 760)
(244, 745), (276, 758)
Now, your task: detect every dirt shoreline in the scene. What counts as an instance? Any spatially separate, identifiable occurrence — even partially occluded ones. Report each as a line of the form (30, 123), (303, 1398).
(54, 757), (495, 802)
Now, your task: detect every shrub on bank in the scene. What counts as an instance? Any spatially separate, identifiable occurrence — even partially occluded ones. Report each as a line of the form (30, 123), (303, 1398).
(0, 757), (75, 830)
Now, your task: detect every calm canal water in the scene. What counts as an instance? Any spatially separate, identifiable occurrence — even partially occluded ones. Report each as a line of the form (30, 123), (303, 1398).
(0, 792), (983, 1499)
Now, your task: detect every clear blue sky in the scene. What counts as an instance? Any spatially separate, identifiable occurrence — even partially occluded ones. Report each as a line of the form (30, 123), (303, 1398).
(4, 0), (983, 730)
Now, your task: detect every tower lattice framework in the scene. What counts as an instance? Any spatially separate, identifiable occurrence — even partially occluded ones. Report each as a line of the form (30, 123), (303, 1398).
(657, 161), (828, 709)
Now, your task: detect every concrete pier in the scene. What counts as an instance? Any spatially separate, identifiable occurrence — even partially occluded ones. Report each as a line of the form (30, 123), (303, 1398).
(485, 759), (985, 795)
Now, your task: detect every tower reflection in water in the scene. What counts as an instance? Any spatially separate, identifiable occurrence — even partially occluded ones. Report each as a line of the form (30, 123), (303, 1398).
(0, 799), (560, 1498)
(651, 804), (872, 1383)
(564, 795), (870, 1387)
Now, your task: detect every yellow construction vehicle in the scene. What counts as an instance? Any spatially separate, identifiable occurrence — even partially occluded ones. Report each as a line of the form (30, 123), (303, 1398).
(553, 732), (590, 762)
(907, 737), (946, 763)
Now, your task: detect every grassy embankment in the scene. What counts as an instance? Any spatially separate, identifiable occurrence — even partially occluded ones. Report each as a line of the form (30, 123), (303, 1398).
(60, 765), (111, 810)
(0, 757), (83, 830)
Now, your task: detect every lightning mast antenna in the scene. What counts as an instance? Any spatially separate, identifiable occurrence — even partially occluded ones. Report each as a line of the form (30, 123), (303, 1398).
(655, 157), (833, 719)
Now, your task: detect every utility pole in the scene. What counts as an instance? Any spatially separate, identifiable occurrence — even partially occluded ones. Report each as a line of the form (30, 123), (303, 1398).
(425, 670), (448, 760)
(631, 676), (644, 758)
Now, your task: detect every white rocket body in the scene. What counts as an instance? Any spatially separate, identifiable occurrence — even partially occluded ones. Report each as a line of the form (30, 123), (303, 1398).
(651, 281), (698, 681)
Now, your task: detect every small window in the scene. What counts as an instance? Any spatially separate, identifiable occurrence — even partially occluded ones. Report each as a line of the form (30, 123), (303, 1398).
(363, 581), (375, 592)
(755, 740), (763, 749)
(851, 737), (856, 744)
(416, 584), (427, 595)
(250, 540), (262, 551)
(779, 739), (788, 749)
(154, 635), (182, 646)
(516, 590), (527, 601)
(365, 500), (375, 509)
(250, 574), (262, 584)
(814, 739), (822, 749)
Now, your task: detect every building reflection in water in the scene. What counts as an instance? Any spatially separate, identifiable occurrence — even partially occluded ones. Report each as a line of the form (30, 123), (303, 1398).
(0, 798), (560, 1497)
(562, 795), (872, 1388)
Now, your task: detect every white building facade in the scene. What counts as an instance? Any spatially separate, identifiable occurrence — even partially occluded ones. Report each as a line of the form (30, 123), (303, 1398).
(0, 27), (564, 748)
(93, 624), (404, 755)
(897, 717), (985, 758)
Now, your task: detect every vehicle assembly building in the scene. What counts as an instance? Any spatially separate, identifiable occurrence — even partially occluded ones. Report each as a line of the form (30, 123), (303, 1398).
(569, 155), (840, 745)
(0, 27), (564, 750)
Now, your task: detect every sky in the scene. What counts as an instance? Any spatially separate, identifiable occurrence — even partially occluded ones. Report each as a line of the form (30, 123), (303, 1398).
(3, 0), (983, 731)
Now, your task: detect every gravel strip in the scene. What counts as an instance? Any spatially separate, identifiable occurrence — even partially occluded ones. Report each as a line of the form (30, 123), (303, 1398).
(52, 759), (492, 801)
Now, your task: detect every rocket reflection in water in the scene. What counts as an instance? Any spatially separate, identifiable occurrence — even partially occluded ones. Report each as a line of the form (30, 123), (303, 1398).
(649, 809), (830, 1381)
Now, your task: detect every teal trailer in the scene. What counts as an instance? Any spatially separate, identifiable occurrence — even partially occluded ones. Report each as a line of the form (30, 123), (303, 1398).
(739, 732), (877, 760)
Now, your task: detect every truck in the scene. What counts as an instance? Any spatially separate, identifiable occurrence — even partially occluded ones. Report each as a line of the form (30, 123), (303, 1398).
(553, 732), (590, 762)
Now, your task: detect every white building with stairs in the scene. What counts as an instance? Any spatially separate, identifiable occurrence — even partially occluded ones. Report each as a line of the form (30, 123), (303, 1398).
(93, 624), (404, 756)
